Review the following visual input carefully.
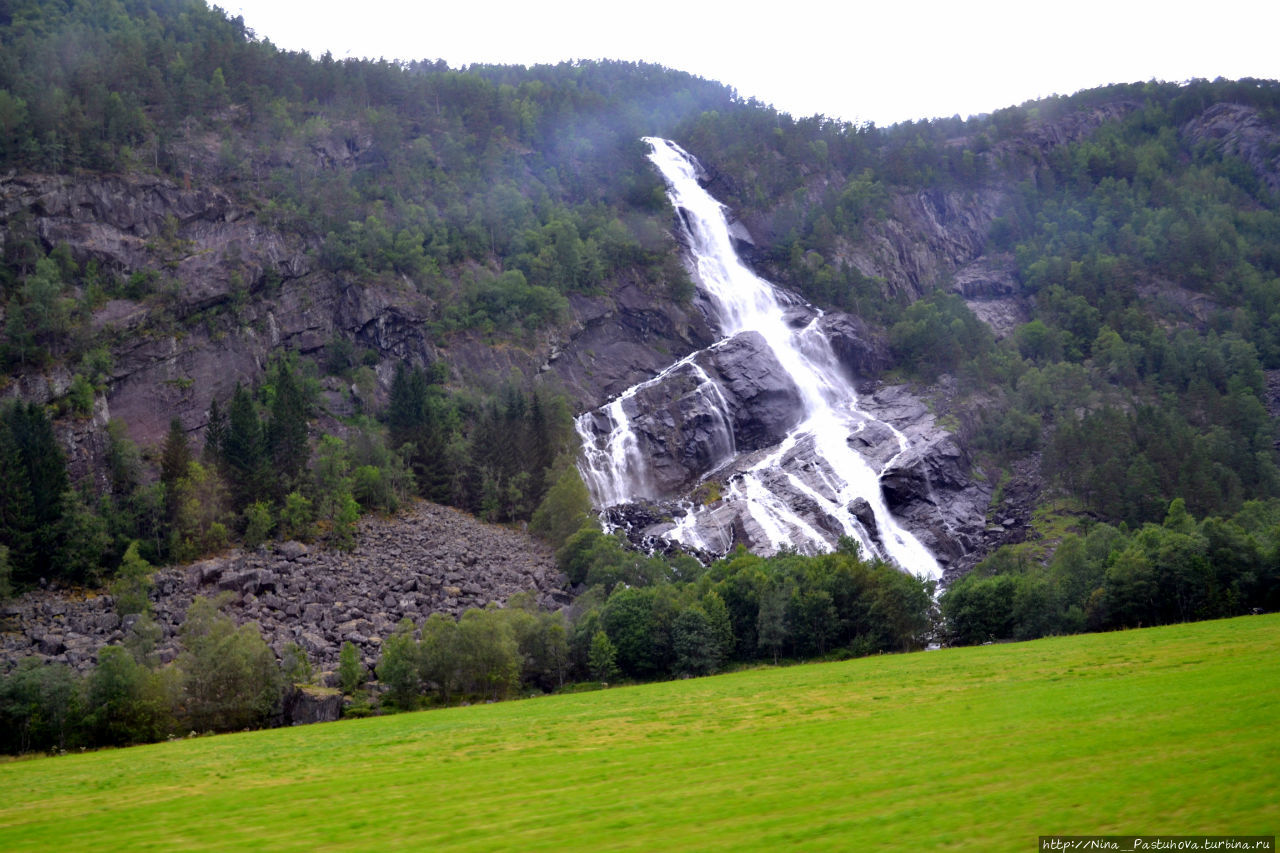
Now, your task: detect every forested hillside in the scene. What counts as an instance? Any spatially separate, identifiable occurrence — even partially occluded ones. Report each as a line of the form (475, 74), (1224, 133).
(2, 0), (1279, 747)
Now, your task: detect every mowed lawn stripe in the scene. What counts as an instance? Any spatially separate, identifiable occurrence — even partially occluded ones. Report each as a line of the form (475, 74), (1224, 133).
(1, 615), (1276, 851)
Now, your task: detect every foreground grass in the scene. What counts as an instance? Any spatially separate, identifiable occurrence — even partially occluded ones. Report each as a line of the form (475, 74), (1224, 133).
(2, 616), (1277, 851)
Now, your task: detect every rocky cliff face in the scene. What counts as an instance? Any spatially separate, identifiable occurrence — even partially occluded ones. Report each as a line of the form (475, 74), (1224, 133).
(1182, 102), (1280, 195)
(0, 167), (710, 487)
(0, 502), (567, 676)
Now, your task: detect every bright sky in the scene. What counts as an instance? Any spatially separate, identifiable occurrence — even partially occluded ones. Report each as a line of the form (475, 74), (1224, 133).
(227, 0), (1280, 128)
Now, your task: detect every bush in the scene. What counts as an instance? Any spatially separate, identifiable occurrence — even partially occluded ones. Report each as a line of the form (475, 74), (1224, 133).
(109, 541), (153, 617)
(178, 597), (282, 732)
(338, 642), (364, 695)
(243, 501), (274, 549)
(279, 491), (314, 542)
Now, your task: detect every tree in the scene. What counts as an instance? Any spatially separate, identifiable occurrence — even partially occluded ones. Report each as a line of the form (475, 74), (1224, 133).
(202, 399), (227, 465)
(169, 461), (230, 562)
(159, 417), (192, 521)
(57, 488), (113, 585)
(587, 630), (619, 682)
(1, 401), (68, 585)
(756, 585), (790, 664)
(0, 422), (35, 581)
(0, 546), (11, 600)
(86, 645), (174, 747)
(338, 642), (364, 695)
(243, 500), (274, 549)
(787, 587), (838, 656)
(265, 358), (311, 498)
(220, 383), (267, 512)
(109, 541), (153, 617)
(377, 619), (421, 709)
(455, 608), (520, 701)
(279, 490), (315, 542)
(418, 612), (459, 703)
(601, 586), (658, 677)
(673, 604), (718, 676)
(386, 362), (458, 503)
(940, 573), (1018, 645)
(178, 596), (282, 732)
(0, 658), (84, 753)
(281, 643), (313, 686)
(701, 590), (735, 667)
(530, 466), (592, 550)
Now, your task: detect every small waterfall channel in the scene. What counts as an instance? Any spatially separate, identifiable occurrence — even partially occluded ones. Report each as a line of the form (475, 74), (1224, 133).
(576, 138), (940, 579)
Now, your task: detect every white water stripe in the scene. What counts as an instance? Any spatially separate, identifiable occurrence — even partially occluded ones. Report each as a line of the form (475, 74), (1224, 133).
(576, 137), (941, 579)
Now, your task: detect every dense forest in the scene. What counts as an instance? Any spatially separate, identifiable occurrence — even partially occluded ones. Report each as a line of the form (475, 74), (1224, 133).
(1, 0), (1279, 749)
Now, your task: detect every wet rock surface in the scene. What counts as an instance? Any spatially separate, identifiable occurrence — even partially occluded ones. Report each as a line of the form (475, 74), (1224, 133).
(602, 381), (994, 576)
(858, 385), (992, 573)
(0, 502), (567, 675)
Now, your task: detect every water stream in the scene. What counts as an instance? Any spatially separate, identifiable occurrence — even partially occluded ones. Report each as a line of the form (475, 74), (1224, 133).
(576, 138), (940, 579)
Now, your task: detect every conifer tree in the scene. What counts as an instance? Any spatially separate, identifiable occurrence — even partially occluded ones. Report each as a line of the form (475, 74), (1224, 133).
(159, 417), (192, 523)
(266, 359), (310, 498)
(220, 383), (266, 512)
(0, 402), (67, 585)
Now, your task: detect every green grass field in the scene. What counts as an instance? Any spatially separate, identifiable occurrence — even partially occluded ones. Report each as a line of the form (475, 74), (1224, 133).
(2, 615), (1277, 851)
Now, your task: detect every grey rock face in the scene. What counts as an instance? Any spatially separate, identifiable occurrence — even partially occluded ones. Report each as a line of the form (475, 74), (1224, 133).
(703, 331), (806, 451)
(597, 330), (807, 499)
(1182, 102), (1280, 195)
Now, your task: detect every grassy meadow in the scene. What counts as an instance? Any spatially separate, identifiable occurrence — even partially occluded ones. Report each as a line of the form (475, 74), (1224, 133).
(1, 614), (1277, 851)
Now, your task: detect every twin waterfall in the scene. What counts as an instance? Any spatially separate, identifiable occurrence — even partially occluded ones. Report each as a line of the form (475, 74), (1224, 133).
(576, 138), (941, 579)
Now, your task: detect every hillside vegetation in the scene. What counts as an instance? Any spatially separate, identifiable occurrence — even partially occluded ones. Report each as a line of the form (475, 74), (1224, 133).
(1, 614), (1276, 851)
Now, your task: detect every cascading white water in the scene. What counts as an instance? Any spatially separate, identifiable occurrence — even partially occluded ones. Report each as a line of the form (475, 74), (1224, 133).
(576, 138), (941, 579)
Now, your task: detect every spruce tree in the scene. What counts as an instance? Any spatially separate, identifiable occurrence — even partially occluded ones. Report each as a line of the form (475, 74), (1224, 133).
(266, 359), (310, 498)
(1, 402), (67, 584)
(0, 421), (36, 581)
(220, 383), (266, 512)
(160, 418), (192, 490)
(159, 417), (192, 524)
(202, 398), (226, 465)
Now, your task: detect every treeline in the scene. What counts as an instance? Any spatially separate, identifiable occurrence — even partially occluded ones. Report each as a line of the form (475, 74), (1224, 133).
(941, 499), (1280, 644)
(554, 526), (935, 678)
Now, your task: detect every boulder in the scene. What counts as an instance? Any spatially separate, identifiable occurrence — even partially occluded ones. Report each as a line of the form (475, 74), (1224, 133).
(282, 685), (343, 726)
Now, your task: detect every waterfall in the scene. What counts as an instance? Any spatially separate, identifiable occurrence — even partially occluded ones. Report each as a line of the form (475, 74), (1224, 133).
(576, 138), (941, 579)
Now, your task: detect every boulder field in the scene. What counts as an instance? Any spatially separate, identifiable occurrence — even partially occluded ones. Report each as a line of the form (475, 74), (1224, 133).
(0, 501), (568, 677)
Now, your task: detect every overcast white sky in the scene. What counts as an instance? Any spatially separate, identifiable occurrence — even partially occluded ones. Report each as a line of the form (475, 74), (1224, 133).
(226, 0), (1280, 128)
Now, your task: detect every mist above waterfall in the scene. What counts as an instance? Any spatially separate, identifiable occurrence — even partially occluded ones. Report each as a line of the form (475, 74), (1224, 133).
(577, 138), (942, 579)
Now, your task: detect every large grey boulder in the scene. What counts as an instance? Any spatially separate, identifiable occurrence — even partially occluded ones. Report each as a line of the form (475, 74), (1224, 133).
(283, 685), (343, 726)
